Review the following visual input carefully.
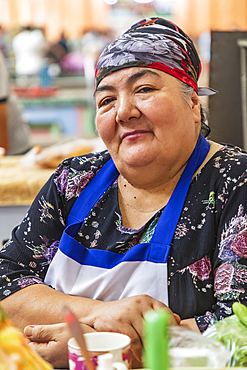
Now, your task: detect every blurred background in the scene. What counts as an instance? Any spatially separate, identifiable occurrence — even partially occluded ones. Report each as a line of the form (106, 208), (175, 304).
(0, 0), (246, 148)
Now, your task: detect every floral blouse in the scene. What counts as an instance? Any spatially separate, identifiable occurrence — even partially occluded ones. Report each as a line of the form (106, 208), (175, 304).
(1, 144), (247, 333)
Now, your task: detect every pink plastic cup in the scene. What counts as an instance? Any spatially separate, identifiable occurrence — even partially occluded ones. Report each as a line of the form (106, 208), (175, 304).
(68, 332), (132, 370)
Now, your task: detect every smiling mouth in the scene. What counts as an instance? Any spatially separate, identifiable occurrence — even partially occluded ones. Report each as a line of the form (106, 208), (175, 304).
(121, 130), (150, 140)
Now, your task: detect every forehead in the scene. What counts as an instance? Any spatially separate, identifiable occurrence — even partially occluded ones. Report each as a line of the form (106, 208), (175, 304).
(95, 67), (179, 92)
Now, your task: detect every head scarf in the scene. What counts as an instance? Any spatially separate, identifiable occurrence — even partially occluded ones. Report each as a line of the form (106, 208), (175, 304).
(95, 17), (216, 96)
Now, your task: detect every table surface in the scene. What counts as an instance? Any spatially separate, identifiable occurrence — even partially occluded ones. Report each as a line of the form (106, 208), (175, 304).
(0, 155), (54, 206)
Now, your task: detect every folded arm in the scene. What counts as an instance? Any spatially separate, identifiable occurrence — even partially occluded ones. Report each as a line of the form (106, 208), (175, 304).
(1, 283), (178, 368)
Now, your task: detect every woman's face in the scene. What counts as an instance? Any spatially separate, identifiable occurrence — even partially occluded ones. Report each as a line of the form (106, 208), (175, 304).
(95, 67), (201, 177)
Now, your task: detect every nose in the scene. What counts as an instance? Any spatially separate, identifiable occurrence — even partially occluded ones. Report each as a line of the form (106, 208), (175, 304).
(116, 95), (141, 124)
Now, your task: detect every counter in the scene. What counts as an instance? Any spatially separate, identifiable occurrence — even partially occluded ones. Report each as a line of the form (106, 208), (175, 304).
(0, 155), (54, 243)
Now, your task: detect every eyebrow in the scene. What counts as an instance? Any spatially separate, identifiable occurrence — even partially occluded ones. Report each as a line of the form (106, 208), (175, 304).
(128, 69), (161, 83)
(94, 69), (161, 97)
(94, 84), (115, 97)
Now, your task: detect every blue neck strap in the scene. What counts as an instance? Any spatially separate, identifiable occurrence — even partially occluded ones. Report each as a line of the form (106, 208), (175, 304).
(151, 133), (209, 245)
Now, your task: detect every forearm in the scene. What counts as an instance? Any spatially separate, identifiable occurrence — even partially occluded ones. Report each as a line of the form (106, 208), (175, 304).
(2, 287), (175, 364)
(1, 283), (101, 331)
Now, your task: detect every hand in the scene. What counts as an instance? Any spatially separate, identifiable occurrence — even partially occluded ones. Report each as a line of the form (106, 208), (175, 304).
(86, 294), (179, 364)
(180, 318), (200, 332)
(24, 322), (96, 368)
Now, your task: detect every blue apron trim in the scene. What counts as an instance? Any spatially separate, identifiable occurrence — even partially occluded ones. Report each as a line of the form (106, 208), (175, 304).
(60, 229), (171, 267)
(67, 158), (119, 226)
(152, 133), (210, 245)
(58, 134), (210, 267)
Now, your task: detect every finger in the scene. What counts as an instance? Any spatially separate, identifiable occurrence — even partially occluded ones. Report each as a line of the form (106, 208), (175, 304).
(79, 323), (97, 333)
(152, 300), (168, 311)
(127, 323), (144, 362)
(174, 313), (181, 324)
(28, 341), (58, 365)
(110, 323), (143, 363)
(28, 339), (68, 368)
(126, 301), (164, 360)
(130, 331), (143, 362)
(130, 300), (164, 348)
(24, 325), (54, 343)
(28, 341), (49, 358)
(131, 353), (143, 369)
(151, 301), (179, 325)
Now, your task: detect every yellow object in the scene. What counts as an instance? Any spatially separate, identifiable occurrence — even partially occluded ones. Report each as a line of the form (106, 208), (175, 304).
(0, 305), (53, 370)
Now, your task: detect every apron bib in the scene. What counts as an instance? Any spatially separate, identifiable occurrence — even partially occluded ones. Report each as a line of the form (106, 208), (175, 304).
(45, 134), (210, 305)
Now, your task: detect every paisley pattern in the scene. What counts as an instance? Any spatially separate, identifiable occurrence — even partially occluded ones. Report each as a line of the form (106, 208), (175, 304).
(95, 17), (201, 92)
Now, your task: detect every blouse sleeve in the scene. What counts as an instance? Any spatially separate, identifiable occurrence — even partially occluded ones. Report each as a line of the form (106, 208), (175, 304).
(195, 166), (247, 332)
(0, 150), (99, 300)
(0, 151), (110, 300)
(0, 162), (71, 300)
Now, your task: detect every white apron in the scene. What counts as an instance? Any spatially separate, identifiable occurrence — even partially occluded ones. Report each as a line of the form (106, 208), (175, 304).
(45, 134), (210, 306)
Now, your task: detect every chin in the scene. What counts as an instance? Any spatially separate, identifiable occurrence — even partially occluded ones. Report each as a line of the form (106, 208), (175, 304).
(123, 158), (154, 169)
(120, 149), (156, 168)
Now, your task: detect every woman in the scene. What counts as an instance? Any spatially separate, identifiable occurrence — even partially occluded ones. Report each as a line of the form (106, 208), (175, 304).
(1, 17), (247, 368)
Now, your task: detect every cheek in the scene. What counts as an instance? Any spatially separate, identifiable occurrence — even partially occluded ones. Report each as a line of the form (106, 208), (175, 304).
(95, 114), (102, 134)
(147, 93), (177, 115)
(145, 101), (178, 131)
(95, 112), (115, 142)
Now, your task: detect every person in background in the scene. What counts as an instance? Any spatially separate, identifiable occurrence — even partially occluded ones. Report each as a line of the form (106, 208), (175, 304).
(12, 26), (48, 79)
(1, 17), (247, 369)
(46, 32), (70, 69)
(0, 50), (30, 154)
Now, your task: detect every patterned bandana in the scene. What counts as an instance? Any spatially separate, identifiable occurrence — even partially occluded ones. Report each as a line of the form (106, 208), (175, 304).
(95, 17), (217, 96)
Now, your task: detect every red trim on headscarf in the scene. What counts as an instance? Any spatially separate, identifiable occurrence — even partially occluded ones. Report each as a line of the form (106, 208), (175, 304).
(168, 20), (180, 33)
(147, 62), (198, 92)
(96, 63), (198, 92)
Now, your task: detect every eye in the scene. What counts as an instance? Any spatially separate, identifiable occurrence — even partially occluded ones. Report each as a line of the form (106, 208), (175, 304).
(137, 86), (154, 93)
(98, 97), (115, 108)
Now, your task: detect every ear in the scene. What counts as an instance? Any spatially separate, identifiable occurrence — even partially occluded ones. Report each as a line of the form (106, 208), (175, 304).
(191, 90), (201, 123)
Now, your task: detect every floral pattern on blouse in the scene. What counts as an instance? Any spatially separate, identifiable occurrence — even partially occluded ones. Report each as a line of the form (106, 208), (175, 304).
(1, 145), (247, 334)
(189, 255), (212, 281)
